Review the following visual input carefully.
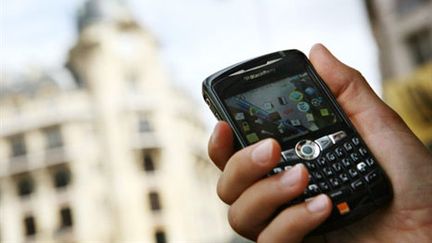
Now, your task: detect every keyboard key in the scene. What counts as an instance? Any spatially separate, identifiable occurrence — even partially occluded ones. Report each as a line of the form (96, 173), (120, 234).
(350, 152), (360, 162)
(307, 184), (320, 194)
(273, 167), (283, 174)
(351, 179), (366, 190)
(283, 165), (293, 171)
(326, 152), (336, 161)
(330, 178), (342, 188)
(332, 162), (342, 172)
(343, 142), (353, 152)
(282, 148), (299, 161)
(315, 136), (332, 151)
(356, 162), (368, 173)
(335, 147), (344, 157)
(319, 182), (330, 192)
(366, 158), (375, 166)
(313, 171), (324, 180)
(348, 168), (358, 178)
(305, 161), (316, 170)
(339, 173), (349, 183)
(317, 157), (327, 166)
(329, 131), (347, 143)
(342, 158), (352, 167)
(323, 167), (334, 176)
(359, 147), (368, 156)
(352, 137), (360, 145)
(365, 170), (379, 183)
(329, 186), (350, 201)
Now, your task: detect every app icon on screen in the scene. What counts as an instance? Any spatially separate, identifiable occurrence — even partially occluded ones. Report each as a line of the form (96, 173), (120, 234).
(242, 121), (250, 132)
(305, 87), (316, 96)
(278, 122), (285, 134)
(249, 107), (257, 116)
(235, 113), (245, 120)
(278, 97), (287, 105)
(263, 102), (273, 111)
(254, 118), (264, 124)
(291, 119), (301, 126)
(261, 130), (274, 136)
(320, 108), (330, 116)
(246, 133), (259, 143)
(289, 91), (303, 102)
(297, 101), (310, 112)
(306, 113), (315, 121)
(311, 97), (323, 107)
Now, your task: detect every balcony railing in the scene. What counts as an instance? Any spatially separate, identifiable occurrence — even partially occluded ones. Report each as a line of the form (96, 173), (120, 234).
(132, 132), (160, 149)
(3, 146), (71, 177)
(44, 147), (70, 166)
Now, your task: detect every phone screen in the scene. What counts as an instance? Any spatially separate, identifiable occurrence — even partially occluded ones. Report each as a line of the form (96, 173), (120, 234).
(224, 72), (339, 144)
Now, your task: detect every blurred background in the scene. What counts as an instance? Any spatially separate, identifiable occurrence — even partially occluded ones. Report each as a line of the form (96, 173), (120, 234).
(0, 0), (431, 242)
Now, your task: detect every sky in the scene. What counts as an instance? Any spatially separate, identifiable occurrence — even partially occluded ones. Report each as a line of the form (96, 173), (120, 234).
(1, 0), (381, 128)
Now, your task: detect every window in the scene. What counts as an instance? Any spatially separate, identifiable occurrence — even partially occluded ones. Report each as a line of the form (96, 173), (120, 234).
(44, 126), (63, 149)
(59, 207), (73, 229)
(17, 175), (34, 197)
(138, 116), (153, 133)
(406, 28), (432, 66)
(143, 152), (155, 172)
(127, 71), (139, 91)
(148, 191), (162, 211)
(9, 135), (26, 157)
(23, 215), (36, 236)
(52, 167), (72, 189)
(154, 229), (167, 243)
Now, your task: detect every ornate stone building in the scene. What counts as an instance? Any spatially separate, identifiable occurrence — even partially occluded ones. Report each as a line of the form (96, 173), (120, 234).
(0, 0), (231, 242)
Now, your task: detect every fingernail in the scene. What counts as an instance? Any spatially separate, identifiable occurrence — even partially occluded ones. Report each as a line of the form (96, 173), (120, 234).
(280, 163), (303, 187)
(251, 140), (272, 165)
(306, 194), (330, 213)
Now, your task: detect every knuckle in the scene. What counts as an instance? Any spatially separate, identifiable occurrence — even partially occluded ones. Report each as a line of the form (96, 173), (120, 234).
(352, 69), (364, 79)
(216, 177), (233, 204)
(228, 205), (260, 241)
(256, 232), (267, 243)
(228, 206), (244, 236)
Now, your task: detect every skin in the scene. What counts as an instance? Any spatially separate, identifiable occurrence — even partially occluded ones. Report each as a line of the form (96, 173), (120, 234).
(208, 44), (432, 243)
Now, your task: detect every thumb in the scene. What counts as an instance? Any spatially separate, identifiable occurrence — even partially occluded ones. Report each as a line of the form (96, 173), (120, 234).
(308, 43), (411, 136)
(309, 43), (383, 119)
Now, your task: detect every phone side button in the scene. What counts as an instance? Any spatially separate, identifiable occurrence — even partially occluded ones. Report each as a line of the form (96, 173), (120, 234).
(204, 98), (211, 105)
(209, 105), (222, 120)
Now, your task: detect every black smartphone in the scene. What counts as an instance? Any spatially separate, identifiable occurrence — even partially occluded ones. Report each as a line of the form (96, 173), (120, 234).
(202, 50), (392, 234)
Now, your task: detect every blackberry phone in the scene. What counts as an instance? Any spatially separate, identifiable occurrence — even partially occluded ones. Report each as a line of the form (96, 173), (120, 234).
(202, 50), (392, 234)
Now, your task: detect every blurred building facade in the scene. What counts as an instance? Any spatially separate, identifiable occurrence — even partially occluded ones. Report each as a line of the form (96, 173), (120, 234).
(0, 1), (231, 242)
(366, 0), (432, 149)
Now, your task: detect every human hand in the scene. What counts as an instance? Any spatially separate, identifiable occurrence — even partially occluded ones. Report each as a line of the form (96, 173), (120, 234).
(208, 44), (432, 242)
